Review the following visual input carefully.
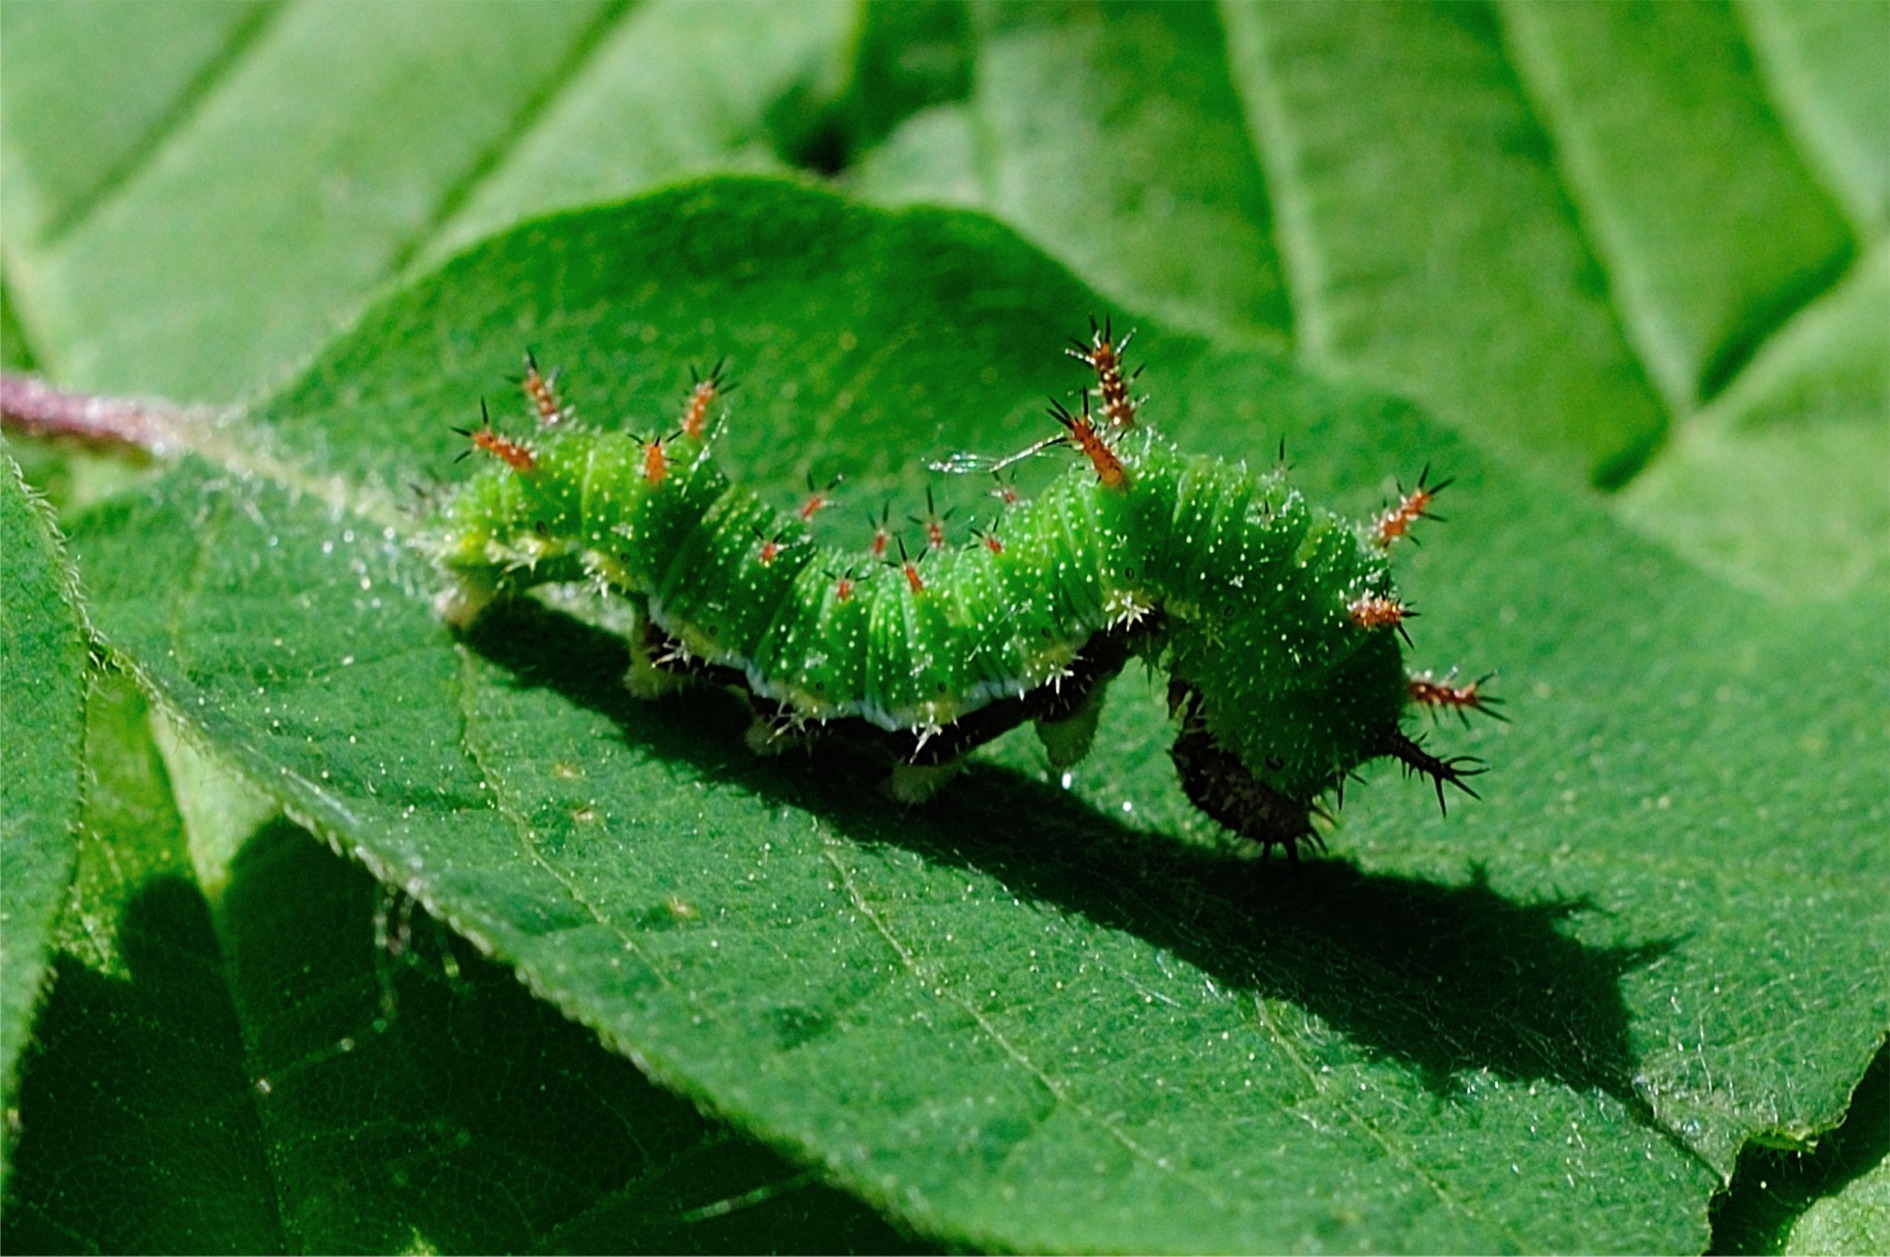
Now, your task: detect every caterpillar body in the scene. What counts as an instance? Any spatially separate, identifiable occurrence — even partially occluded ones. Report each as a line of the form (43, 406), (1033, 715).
(432, 325), (1493, 862)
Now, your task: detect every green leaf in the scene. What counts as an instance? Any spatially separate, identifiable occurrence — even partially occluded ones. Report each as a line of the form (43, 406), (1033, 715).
(0, 447), (87, 1163)
(1218, 0), (1670, 487)
(425, 0), (857, 265)
(1, 278), (34, 372)
(1788, 1157), (1890, 1257)
(0, 0), (272, 245)
(3, 0), (620, 400)
(837, 0), (973, 149)
(854, 0), (1292, 340)
(8, 5), (1886, 1245)
(1499, 0), (1856, 410)
(0, 0), (860, 405)
(3, 674), (915, 1253)
(63, 180), (1889, 1251)
(1616, 244), (1890, 599)
(3, 671), (282, 1252)
(1711, 1045), (1890, 1255)
(1739, 0), (1890, 233)
(209, 822), (914, 1255)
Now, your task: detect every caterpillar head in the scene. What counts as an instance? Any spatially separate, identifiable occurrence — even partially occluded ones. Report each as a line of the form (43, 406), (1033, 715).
(1153, 497), (1471, 860)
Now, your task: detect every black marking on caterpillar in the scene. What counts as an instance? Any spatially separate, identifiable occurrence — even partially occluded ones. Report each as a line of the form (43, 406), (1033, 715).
(431, 324), (1497, 862)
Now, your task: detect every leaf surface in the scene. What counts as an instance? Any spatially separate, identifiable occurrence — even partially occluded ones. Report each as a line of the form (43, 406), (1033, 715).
(0, 0), (272, 245)
(0, 448), (87, 1161)
(1738, 0), (1890, 232)
(1218, 0), (1669, 486)
(426, 0), (856, 264)
(64, 180), (1889, 1252)
(1617, 244), (1890, 598)
(855, 0), (1292, 340)
(1499, 0), (1854, 409)
(3, 674), (282, 1252)
(6, 0), (619, 399)
(2, 675), (915, 1254)
(5, 4), (1887, 1246)
(1788, 1157), (1890, 1256)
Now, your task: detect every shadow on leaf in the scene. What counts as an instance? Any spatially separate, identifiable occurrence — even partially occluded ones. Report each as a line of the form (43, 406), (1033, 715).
(2, 876), (280, 1255)
(466, 598), (1677, 1127)
(4, 821), (923, 1255)
(211, 820), (926, 1256)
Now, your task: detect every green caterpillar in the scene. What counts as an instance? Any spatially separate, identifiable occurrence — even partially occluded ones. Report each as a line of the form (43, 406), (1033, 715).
(431, 325), (1494, 861)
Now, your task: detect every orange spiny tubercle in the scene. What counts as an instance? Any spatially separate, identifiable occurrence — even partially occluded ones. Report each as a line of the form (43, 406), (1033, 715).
(1347, 594), (1415, 646)
(453, 401), (536, 471)
(1408, 670), (1505, 724)
(894, 537), (925, 594)
(1048, 394), (1126, 489)
(1374, 464), (1452, 547)
(520, 350), (568, 426)
(641, 434), (672, 485)
(910, 485), (953, 550)
(682, 358), (731, 441)
(867, 502), (892, 559)
(799, 474), (840, 522)
(1068, 314), (1140, 430)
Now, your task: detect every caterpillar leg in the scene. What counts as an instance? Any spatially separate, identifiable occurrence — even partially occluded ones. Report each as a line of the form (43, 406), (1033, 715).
(883, 758), (965, 805)
(435, 574), (501, 630)
(743, 703), (814, 758)
(1034, 684), (1106, 769)
(1031, 619), (1145, 769)
(625, 619), (695, 700)
(1167, 682), (1322, 865)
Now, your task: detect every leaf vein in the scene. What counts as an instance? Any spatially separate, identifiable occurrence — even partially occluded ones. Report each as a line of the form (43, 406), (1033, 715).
(818, 829), (1240, 1209)
(1249, 993), (1517, 1244)
(451, 646), (669, 990)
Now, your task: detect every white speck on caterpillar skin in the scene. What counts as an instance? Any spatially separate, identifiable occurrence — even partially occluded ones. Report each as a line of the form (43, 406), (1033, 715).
(431, 321), (1497, 865)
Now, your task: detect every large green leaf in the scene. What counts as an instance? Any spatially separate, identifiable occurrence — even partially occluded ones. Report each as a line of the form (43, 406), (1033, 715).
(1617, 244), (1890, 598)
(1218, 0), (1676, 486)
(6, 3), (1886, 1248)
(0, 0), (858, 405)
(0, 1), (623, 400)
(1499, 0), (1854, 410)
(423, 0), (855, 265)
(0, 0), (273, 245)
(1738, 0), (1890, 233)
(59, 180), (1888, 1252)
(0, 448), (88, 1181)
(1710, 1048), (1889, 1254)
(2, 673), (916, 1253)
(851, 0), (1292, 341)
(1788, 1158), (1890, 1256)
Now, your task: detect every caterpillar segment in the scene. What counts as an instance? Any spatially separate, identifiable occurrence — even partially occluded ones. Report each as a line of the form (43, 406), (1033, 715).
(433, 328), (1493, 859)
